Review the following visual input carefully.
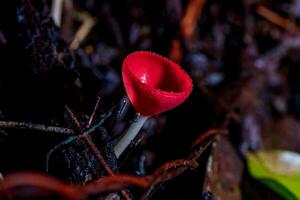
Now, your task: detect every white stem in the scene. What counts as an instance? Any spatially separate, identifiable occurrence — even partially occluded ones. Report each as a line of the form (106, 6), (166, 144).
(0, 173), (3, 181)
(51, 0), (64, 27)
(114, 115), (149, 158)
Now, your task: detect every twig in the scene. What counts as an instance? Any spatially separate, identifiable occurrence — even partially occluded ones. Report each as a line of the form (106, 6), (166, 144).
(170, 0), (206, 61)
(152, 159), (199, 182)
(82, 134), (115, 175)
(84, 111), (113, 135)
(65, 105), (82, 130)
(87, 96), (101, 128)
(51, 0), (64, 27)
(64, 106), (131, 200)
(64, 106), (113, 174)
(6, 126), (222, 200)
(70, 12), (95, 50)
(0, 121), (74, 135)
(256, 5), (300, 34)
(140, 159), (199, 200)
(192, 128), (227, 147)
(79, 136), (132, 200)
(141, 128), (222, 200)
(46, 135), (77, 171)
(0, 172), (81, 200)
(181, 0), (206, 40)
(45, 112), (112, 171)
(189, 132), (220, 161)
(89, 175), (151, 193)
(0, 172), (150, 200)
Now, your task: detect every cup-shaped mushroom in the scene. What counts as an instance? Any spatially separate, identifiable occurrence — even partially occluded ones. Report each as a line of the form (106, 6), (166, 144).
(114, 51), (193, 158)
(122, 51), (193, 116)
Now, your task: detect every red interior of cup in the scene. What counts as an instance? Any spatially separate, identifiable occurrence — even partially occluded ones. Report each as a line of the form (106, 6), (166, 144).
(122, 51), (193, 116)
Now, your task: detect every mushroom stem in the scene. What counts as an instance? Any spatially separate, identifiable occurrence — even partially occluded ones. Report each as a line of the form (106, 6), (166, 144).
(114, 115), (149, 158)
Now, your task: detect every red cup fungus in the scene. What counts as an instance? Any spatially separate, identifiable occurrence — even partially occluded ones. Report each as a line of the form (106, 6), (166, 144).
(122, 51), (193, 116)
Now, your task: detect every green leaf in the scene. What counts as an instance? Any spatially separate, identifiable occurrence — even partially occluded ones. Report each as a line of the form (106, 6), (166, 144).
(247, 150), (300, 200)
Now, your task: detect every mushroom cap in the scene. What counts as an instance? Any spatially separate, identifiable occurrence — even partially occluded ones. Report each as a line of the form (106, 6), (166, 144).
(122, 51), (193, 116)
